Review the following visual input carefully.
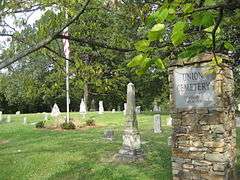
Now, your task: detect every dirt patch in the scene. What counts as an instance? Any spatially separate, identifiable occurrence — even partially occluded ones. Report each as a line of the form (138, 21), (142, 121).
(36, 123), (104, 132)
(0, 140), (9, 145)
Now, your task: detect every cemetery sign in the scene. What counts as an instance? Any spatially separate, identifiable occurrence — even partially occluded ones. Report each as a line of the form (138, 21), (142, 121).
(174, 67), (215, 108)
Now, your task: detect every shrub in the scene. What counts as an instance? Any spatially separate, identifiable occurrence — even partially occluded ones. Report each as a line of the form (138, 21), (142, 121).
(60, 121), (76, 130)
(36, 121), (45, 128)
(86, 117), (95, 126)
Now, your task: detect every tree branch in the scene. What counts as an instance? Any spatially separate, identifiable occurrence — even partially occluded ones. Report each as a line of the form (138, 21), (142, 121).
(0, 0), (90, 70)
(212, 7), (224, 63)
(57, 34), (135, 52)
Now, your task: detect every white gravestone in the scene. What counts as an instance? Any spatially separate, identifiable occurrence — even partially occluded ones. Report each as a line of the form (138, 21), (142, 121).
(154, 114), (162, 133)
(136, 106), (141, 114)
(167, 116), (172, 126)
(23, 117), (27, 124)
(51, 103), (61, 117)
(7, 115), (11, 123)
(123, 103), (127, 115)
(236, 117), (240, 127)
(0, 111), (2, 121)
(80, 98), (87, 114)
(44, 113), (48, 120)
(153, 105), (161, 113)
(98, 101), (104, 114)
(112, 109), (116, 113)
(238, 104), (240, 111)
(16, 111), (20, 115)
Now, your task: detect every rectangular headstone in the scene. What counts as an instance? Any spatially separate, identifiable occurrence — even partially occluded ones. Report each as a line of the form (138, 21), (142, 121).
(153, 114), (161, 133)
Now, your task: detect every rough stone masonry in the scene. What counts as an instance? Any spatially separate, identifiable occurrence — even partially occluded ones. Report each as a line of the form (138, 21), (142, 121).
(169, 53), (236, 180)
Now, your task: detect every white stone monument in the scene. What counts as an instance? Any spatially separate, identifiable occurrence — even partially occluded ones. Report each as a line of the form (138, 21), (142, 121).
(136, 106), (141, 114)
(80, 98), (87, 114)
(44, 113), (48, 120)
(123, 103), (127, 115)
(98, 101), (104, 114)
(238, 104), (240, 111)
(16, 111), (20, 115)
(51, 103), (61, 117)
(167, 116), (172, 126)
(117, 83), (143, 161)
(112, 109), (116, 113)
(154, 114), (162, 133)
(23, 117), (27, 124)
(0, 111), (2, 122)
(236, 117), (240, 127)
(7, 115), (11, 123)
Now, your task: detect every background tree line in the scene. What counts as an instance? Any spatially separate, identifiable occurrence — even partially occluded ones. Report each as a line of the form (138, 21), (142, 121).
(0, 0), (240, 114)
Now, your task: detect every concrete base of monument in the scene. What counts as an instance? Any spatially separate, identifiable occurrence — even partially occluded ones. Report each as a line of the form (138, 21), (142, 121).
(114, 146), (144, 162)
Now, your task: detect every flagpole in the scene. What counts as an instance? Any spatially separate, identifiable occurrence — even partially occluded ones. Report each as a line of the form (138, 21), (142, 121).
(63, 10), (70, 123)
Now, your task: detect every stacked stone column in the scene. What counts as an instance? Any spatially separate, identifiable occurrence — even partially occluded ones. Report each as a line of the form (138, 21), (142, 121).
(169, 53), (236, 179)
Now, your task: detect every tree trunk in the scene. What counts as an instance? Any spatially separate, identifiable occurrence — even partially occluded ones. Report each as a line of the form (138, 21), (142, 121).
(84, 83), (88, 111)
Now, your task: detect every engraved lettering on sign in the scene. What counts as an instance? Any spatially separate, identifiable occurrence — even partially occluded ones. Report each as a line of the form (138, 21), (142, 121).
(174, 67), (215, 108)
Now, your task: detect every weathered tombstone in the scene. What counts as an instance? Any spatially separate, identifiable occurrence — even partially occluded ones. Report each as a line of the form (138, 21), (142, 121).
(44, 113), (48, 120)
(80, 98), (87, 114)
(153, 114), (161, 133)
(23, 117), (27, 124)
(98, 101), (104, 114)
(167, 116), (172, 126)
(236, 117), (240, 127)
(135, 106), (141, 114)
(117, 105), (121, 111)
(238, 104), (240, 111)
(153, 101), (161, 113)
(112, 109), (116, 113)
(90, 99), (96, 112)
(116, 83), (143, 161)
(123, 103), (127, 115)
(0, 111), (2, 122)
(16, 111), (20, 115)
(169, 53), (236, 179)
(104, 128), (114, 141)
(7, 115), (11, 123)
(167, 136), (172, 147)
(51, 103), (61, 117)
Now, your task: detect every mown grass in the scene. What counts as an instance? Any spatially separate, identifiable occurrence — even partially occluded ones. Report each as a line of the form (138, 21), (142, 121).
(0, 112), (239, 180)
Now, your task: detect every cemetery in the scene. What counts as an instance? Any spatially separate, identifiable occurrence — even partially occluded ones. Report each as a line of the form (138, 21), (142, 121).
(1, 0), (240, 179)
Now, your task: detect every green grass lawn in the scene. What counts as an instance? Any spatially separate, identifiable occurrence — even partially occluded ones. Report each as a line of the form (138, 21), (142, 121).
(0, 112), (239, 180)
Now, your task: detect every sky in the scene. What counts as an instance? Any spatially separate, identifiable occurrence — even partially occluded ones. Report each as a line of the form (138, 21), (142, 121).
(0, 9), (43, 72)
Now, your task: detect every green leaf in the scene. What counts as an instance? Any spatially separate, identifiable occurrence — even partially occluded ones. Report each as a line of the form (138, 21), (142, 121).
(134, 40), (150, 52)
(150, 23), (165, 32)
(147, 31), (160, 41)
(157, 8), (169, 23)
(147, 23), (165, 41)
(155, 58), (165, 69)
(192, 12), (215, 27)
(224, 42), (235, 51)
(183, 3), (193, 13)
(127, 54), (144, 67)
(204, 26), (221, 34)
(171, 21), (187, 46)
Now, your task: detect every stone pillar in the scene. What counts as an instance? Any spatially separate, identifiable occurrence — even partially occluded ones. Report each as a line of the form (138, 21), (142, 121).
(117, 83), (143, 161)
(169, 53), (236, 179)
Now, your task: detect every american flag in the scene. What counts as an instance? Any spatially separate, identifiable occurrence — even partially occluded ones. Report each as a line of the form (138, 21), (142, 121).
(62, 27), (70, 59)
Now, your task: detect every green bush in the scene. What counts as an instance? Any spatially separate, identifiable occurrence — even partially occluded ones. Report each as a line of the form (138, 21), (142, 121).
(86, 117), (95, 126)
(60, 121), (76, 130)
(36, 121), (45, 128)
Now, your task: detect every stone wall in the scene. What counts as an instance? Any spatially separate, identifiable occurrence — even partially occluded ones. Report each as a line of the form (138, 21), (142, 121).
(169, 53), (236, 179)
